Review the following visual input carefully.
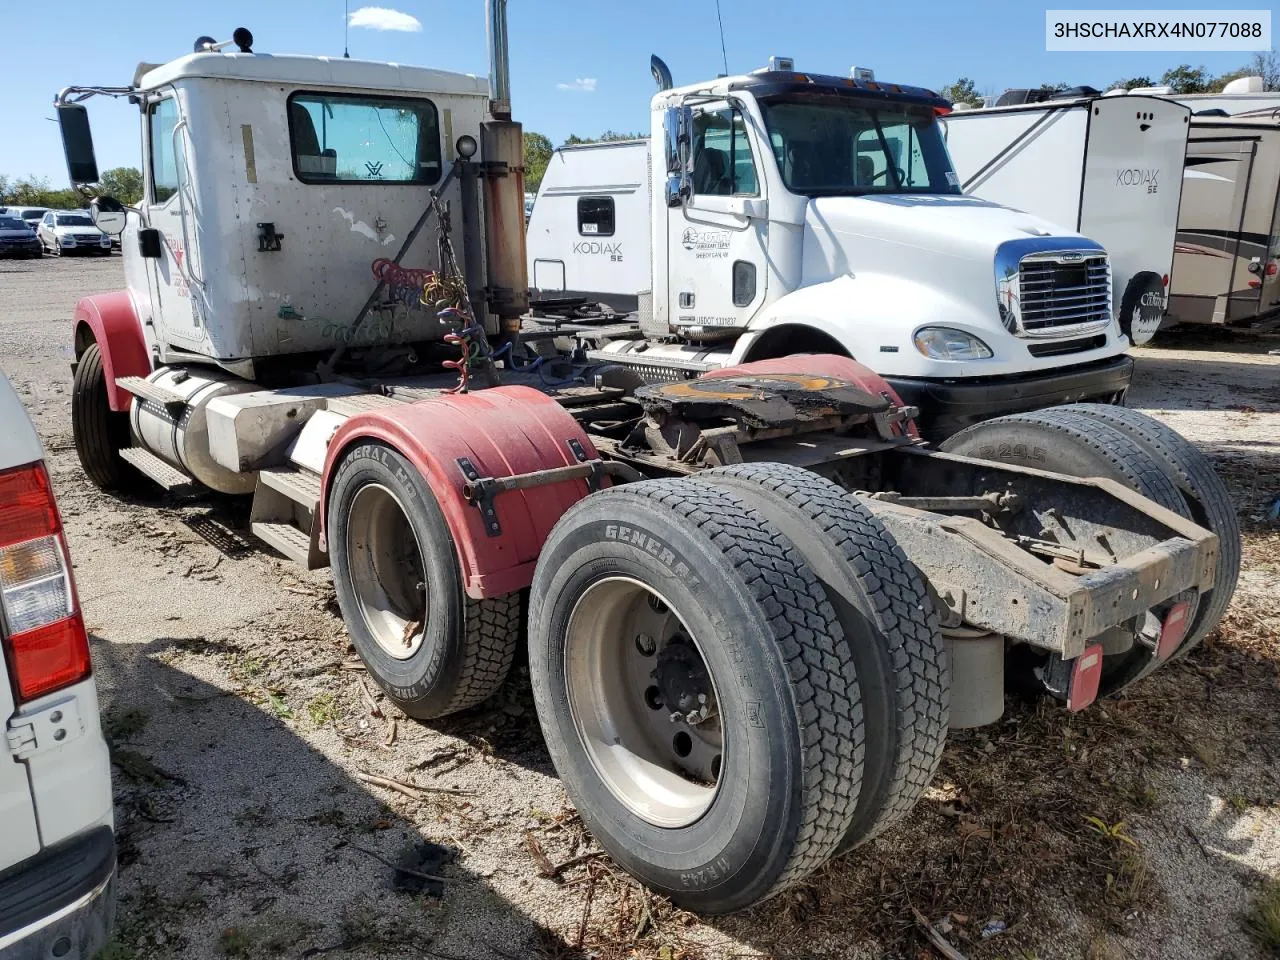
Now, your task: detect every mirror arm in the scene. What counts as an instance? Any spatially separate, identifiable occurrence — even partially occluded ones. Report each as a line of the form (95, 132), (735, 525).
(55, 85), (136, 107)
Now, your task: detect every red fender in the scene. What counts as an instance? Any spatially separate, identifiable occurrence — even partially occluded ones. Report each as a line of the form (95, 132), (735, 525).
(321, 385), (606, 600)
(73, 291), (150, 412)
(701, 354), (920, 437)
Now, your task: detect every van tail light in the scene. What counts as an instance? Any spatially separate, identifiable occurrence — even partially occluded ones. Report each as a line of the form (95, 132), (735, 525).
(0, 462), (90, 703)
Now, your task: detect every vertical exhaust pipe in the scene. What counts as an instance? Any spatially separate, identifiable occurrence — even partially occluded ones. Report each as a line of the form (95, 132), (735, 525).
(487, 0), (511, 120)
(478, 0), (528, 334)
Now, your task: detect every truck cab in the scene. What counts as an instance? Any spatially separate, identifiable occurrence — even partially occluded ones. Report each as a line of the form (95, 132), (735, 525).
(586, 64), (1136, 438)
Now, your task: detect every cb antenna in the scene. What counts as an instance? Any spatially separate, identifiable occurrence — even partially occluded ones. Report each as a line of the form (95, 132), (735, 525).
(714, 0), (728, 76)
(343, 0), (350, 58)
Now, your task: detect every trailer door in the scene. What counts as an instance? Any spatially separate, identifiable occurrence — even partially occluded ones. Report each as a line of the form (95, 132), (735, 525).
(1167, 136), (1257, 325)
(1080, 97), (1190, 343)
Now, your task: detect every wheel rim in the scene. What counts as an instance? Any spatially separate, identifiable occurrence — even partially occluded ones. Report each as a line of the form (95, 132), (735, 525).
(344, 483), (428, 660)
(564, 577), (724, 828)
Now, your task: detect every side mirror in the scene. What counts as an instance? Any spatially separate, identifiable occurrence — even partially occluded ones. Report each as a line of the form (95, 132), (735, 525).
(90, 196), (127, 236)
(56, 104), (100, 187)
(663, 105), (694, 207)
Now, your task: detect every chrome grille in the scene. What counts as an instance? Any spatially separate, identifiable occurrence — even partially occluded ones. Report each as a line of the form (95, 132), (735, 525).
(1016, 255), (1111, 337)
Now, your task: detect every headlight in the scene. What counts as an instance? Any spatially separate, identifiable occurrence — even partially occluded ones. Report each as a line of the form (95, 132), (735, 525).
(913, 327), (994, 361)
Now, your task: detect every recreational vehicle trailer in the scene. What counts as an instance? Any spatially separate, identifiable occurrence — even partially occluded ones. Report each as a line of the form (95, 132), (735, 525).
(1166, 76), (1280, 117)
(528, 139), (649, 313)
(940, 91), (1191, 345)
(1166, 111), (1280, 329)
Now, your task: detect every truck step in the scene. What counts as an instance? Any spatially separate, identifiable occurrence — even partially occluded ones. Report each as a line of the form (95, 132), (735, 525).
(325, 393), (405, 418)
(257, 466), (322, 510)
(116, 376), (187, 412)
(251, 521), (315, 567)
(119, 448), (197, 494)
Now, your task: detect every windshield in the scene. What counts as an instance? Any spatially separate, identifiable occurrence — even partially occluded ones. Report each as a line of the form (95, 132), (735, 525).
(0, 217), (26, 230)
(758, 97), (962, 197)
(56, 214), (94, 227)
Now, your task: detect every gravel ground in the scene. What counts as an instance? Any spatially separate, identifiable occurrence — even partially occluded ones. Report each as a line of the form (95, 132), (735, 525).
(1, 255), (1277, 960)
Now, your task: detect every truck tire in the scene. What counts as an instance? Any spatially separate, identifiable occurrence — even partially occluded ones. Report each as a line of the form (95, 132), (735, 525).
(528, 478), (863, 913)
(1057, 403), (1240, 658)
(942, 409), (1197, 695)
(72, 341), (135, 491)
(327, 441), (520, 720)
(695, 462), (948, 852)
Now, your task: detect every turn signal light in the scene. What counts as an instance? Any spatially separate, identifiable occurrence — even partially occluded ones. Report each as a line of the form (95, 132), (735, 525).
(0, 462), (91, 703)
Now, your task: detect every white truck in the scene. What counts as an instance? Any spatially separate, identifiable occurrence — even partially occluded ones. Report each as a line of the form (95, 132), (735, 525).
(0, 373), (115, 959)
(53, 9), (1237, 915)
(940, 87), (1191, 345)
(526, 59), (1138, 439)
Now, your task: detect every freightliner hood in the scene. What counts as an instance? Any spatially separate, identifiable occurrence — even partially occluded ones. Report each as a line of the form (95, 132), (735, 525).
(802, 193), (1090, 282)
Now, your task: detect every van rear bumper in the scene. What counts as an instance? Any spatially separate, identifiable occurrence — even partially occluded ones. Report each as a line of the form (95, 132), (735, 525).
(885, 354), (1135, 442)
(0, 827), (115, 960)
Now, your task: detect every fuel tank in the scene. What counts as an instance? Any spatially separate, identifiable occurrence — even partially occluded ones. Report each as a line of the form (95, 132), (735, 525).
(129, 367), (258, 494)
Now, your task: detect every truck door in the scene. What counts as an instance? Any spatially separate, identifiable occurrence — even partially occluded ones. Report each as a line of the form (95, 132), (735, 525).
(667, 102), (768, 330)
(142, 95), (202, 351)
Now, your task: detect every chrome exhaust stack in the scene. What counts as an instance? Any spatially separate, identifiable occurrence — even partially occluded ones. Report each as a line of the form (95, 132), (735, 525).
(480, 0), (528, 332)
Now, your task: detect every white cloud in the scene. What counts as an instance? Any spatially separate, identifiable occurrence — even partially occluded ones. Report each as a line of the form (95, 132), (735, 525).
(348, 6), (422, 32)
(557, 78), (598, 93)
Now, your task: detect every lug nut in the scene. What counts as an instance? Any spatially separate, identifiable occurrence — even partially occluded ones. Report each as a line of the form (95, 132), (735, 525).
(635, 633), (656, 656)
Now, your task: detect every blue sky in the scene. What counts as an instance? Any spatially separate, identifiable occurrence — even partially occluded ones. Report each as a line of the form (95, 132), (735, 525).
(2, 0), (1267, 183)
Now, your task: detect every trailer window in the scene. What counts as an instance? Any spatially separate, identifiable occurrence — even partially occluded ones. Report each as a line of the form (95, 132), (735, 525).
(148, 97), (182, 204)
(288, 92), (441, 185)
(578, 197), (615, 236)
(692, 106), (759, 196)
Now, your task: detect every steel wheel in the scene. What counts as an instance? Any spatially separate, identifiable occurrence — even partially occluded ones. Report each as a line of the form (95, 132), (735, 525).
(565, 576), (723, 828)
(344, 482), (427, 660)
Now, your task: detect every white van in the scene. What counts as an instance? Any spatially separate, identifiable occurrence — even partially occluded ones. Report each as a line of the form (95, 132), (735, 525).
(0, 373), (115, 959)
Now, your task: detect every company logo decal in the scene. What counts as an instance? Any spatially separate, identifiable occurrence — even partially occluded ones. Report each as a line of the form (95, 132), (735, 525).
(1116, 168), (1159, 193)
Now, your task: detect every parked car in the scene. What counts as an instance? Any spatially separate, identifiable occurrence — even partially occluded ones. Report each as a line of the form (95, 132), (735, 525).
(0, 215), (42, 259)
(0, 372), (115, 958)
(10, 208), (50, 230)
(36, 211), (113, 256)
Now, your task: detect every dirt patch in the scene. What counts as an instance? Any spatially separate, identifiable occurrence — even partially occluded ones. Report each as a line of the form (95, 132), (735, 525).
(3, 257), (1278, 959)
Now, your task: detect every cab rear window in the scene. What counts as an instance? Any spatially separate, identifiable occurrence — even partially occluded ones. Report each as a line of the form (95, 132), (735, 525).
(288, 92), (442, 185)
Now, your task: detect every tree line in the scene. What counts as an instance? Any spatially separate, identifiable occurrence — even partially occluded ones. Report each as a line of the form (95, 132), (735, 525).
(0, 168), (143, 210)
(940, 50), (1279, 106)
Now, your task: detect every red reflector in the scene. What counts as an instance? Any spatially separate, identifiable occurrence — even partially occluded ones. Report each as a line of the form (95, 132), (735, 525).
(1066, 644), (1104, 713)
(934, 105), (953, 117)
(0, 463), (61, 548)
(1249, 279), (1262, 288)
(1267, 262), (1278, 277)
(1156, 601), (1191, 660)
(1161, 274), (1169, 287)
(6, 614), (91, 702)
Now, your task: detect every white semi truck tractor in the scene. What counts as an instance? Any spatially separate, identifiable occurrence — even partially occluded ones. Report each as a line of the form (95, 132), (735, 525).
(53, 7), (1237, 914)
(529, 57), (1137, 439)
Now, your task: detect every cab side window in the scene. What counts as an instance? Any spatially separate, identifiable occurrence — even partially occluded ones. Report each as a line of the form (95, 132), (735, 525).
(692, 106), (759, 197)
(148, 98), (182, 204)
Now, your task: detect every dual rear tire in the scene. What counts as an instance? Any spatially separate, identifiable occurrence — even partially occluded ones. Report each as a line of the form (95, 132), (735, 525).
(527, 468), (947, 913)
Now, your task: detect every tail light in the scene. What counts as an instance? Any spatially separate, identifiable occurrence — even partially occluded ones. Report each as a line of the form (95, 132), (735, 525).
(0, 462), (90, 703)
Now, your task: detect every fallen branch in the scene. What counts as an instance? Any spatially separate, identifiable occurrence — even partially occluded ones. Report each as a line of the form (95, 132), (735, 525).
(912, 907), (969, 960)
(356, 770), (474, 802)
(349, 843), (458, 884)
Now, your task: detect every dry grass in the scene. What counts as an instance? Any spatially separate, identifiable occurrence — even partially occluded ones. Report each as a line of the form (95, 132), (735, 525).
(1245, 880), (1280, 955)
